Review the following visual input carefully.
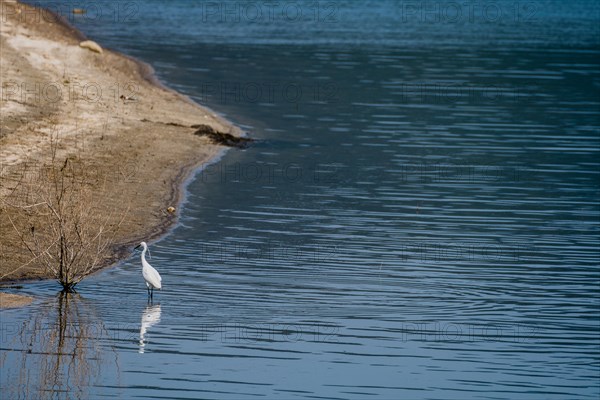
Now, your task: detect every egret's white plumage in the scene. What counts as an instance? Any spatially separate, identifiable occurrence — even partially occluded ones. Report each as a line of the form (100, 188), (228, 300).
(136, 242), (162, 297)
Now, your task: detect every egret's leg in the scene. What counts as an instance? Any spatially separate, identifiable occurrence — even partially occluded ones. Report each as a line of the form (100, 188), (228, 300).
(150, 288), (154, 299)
(147, 287), (150, 297)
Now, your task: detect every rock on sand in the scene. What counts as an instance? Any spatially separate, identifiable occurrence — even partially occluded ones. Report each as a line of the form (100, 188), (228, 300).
(79, 40), (103, 54)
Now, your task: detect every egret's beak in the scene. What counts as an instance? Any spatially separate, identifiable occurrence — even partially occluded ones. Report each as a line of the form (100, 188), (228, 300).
(134, 244), (141, 250)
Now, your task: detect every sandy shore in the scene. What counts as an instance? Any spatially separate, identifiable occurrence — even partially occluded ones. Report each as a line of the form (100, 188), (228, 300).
(0, 291), (32, 307)
(0, 1), (241, 301)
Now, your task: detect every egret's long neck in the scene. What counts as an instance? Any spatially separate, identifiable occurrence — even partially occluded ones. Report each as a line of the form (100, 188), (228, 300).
(141, 247), (147, 263)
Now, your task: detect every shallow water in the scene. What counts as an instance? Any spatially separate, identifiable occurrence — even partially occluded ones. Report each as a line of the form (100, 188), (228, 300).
(2, 1), (600, 399)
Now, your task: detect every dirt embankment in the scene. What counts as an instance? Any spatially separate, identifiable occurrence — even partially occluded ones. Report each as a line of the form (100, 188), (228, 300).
(0, 0), (243, 293)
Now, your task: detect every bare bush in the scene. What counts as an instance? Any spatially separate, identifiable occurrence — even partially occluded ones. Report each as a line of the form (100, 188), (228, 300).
(1, 133), (127, 290)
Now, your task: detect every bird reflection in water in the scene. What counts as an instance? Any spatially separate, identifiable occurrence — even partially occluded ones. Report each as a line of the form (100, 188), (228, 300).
(139, 303), (162, 353)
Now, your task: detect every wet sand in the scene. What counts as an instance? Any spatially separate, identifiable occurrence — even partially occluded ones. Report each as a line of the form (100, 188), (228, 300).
(0, 292), (33, 308)
(0, 1), (242, 298)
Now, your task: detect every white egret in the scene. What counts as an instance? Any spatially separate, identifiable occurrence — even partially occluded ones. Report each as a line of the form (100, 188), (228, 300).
(134, 242), (162, 298)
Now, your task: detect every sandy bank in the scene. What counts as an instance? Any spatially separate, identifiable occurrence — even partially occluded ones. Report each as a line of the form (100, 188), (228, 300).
(0, 291), (33, 308)
(0, 1), (242, 294)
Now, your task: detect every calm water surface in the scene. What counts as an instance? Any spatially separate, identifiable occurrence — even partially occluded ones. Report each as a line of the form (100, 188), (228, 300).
(2, 1), (599, 399)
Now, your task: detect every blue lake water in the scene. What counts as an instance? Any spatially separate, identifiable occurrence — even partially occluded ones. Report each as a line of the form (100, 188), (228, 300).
(2, 1), (600, 399)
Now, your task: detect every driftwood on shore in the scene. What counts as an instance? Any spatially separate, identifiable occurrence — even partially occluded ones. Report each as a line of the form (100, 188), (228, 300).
(192, 124), (254, 148)
(138, 119), (253, 148)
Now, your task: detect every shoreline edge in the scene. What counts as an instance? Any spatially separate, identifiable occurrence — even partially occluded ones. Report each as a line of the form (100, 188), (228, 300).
(0, 1), (242, 302)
